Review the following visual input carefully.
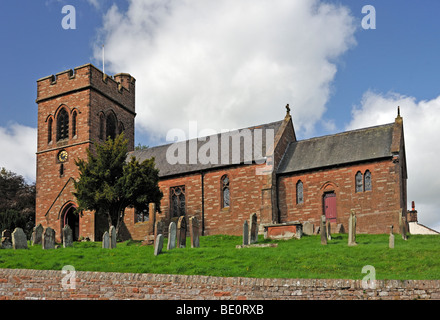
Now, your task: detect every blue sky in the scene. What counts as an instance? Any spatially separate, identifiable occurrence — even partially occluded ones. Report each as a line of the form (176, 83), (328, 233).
(1, 0), (440, 230)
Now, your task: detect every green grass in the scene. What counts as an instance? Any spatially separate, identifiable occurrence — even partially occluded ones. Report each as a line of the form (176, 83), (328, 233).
(1, 234), (439, 280)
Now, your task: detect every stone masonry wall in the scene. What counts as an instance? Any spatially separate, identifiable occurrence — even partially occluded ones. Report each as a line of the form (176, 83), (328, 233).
(1, 268), (439, 300)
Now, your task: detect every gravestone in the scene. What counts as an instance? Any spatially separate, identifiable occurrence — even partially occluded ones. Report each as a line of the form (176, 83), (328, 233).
(63, 225), (73, 248)
(102, 231), (110, 249)
(249, 213), (258, 244)
(177, 216), (187, 248)
(189, 216), (200, 248)
(32, 224), (43, 245)
(348, 210), (357, 246)
(154, 220), (164, 249)
(389, 225), (394, 249)
(1, 229), (12, 249)
(302, 221), (314, 235)
(109, 225), (117, 249)
(167, 221), (177, 250)
(243, 220), (249, 245)
(326, 220), (332, 241)
(154, 234), (164, 256)
(400, 215), (408, 241)
(42, 227), (55, 250)
(320, 215), (327, 245)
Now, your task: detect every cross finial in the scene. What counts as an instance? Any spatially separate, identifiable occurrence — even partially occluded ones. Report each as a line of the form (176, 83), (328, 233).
(285, 104), (290, 115)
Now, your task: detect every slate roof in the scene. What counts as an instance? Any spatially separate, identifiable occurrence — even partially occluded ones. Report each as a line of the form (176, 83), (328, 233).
(129, 120), (283, 177)
(277, 122), (395, 175)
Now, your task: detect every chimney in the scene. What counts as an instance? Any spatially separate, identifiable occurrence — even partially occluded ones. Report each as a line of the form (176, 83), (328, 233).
(407, 201), (418, 223)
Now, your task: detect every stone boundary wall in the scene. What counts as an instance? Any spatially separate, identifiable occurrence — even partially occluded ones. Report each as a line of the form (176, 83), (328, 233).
(0, 268), (439, 300)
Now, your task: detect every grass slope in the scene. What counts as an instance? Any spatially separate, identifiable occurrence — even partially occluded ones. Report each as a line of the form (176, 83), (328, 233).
(0, 234), (439, 280)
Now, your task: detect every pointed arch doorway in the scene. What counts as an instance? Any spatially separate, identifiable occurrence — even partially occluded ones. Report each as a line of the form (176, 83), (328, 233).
(61, 203), (79, 241)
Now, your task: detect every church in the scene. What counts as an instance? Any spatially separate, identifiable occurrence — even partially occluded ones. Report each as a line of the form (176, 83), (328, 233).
(35, 64), (408, 242)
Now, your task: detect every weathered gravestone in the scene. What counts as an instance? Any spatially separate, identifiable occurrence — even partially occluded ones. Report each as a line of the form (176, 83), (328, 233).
(42, 227), (55, 250)
(109, 225), (117, 249)
(189, 216), (200, 248)
(348, 210), (357, 246)
(326, 220), (332, 241)
(400, 214), (408, 241)
(102, 231), (110, 249)
(320, 215), (327, 245)
(63, 224), (73, 248)
(154, 220), (164, 249)
(249, 213), (258, 244)
(12, 228), (28, 249)
(302, 221), (314, 236)
(167, 221), (177, 250)
(31, 224), (43, 245)
(389, 225), (394, 249)
(177, 216), (186, 248)
(2, 229), (12, 249)
(154, 234), (164, 256)
(243, 220), (249, 245)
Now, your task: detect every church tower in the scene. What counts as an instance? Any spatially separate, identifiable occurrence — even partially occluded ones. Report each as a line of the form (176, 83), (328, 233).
(35, 64), (136, 241)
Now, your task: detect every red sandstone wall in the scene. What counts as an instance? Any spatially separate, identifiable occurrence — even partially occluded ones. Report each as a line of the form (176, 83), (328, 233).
(278, 159), (404, 234)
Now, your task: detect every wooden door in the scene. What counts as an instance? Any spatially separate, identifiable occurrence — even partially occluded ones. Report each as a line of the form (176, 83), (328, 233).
(324, 193), (337, 221)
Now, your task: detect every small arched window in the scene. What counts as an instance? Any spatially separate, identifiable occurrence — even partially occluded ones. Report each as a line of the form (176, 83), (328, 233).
(47, 117), (53, 143)
(72, 111), (77, 138)
(364, 170), (372, 191)
(57, 108), (69, 141)
(296, 180), (304, 204)
(221, 175), (230, 208)
(106, 112), (117, 140)
(118, 121), (125, 135)
(355, 171), (363, 193)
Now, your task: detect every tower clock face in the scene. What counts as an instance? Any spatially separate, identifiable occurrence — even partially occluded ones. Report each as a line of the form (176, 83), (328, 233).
(58, 150), (68, 163)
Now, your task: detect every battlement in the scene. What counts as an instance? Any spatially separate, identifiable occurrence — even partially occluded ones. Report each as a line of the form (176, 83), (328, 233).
(36, 63), (136, 113)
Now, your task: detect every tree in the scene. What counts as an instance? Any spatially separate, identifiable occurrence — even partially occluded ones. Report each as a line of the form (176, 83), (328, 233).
(0, 168), (35, 237)
(73, 133), (163, 236)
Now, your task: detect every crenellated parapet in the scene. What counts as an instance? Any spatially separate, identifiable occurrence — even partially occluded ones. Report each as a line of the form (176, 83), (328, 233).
(36, 63), (136, 114)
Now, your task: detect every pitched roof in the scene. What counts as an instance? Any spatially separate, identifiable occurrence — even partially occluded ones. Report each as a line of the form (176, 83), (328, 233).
(277, 122), (395, 174)
(129, 120), (283, 177)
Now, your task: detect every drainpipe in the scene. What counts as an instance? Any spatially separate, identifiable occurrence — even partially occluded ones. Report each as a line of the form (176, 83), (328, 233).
(201, 171), (205, 236)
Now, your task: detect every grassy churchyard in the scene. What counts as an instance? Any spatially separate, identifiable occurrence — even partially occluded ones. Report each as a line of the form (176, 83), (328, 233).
(0, 234), (439, 280)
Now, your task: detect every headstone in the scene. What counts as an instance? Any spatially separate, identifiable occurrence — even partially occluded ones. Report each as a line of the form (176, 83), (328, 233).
(42, 227), (55, 250)
(336, 223), (345, 234)
(320, 215), (327, 245)
(389, 225), (394, 249)
(109, 225), (117, 249)
(189, 216), (200, 248)
(154, 220), (164, 248)
(102, 231), (110, 249)
(243, 220), (249, 245)
(302, 221), (314, 235)
(326, 220), (332, 241)
(249, 213), (258, 244)
(31, 224), (44, 245)
(348, 210), (357, 246)
(177, 216), (187, 248)
(63, 225), (73, 248)
(154, 234), (164, 256)
(401, 215), (408, 240)
(167, 221), (177, 250)
(1, 229), (12, 249)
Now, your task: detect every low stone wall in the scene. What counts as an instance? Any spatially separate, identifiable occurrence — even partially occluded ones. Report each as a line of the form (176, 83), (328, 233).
(0, 268), (439, 300)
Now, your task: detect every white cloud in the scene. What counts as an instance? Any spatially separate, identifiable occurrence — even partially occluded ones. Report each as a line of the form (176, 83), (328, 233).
(0, 123), (37, 183)
(94, 0), (356, 143)
(346, 91), (440, 231)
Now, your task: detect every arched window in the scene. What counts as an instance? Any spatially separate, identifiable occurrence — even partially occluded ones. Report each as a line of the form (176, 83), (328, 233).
(56, 108), (69, 141)
(72, 111), (77, 138)
(364, 170), (372, 191)
(99, 113), (105, 140)
(170, 186), (186, 217)
(118, 121), (125, 135)
(47, 117), (53, 143)
(221, 175), (230, 208)
(296, 180), (304, 204)
(355, 171), (363, 193)
(106, 112), (117, 140)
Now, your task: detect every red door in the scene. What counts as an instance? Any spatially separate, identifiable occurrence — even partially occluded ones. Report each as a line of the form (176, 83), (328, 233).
(324, 193), (337, 221)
